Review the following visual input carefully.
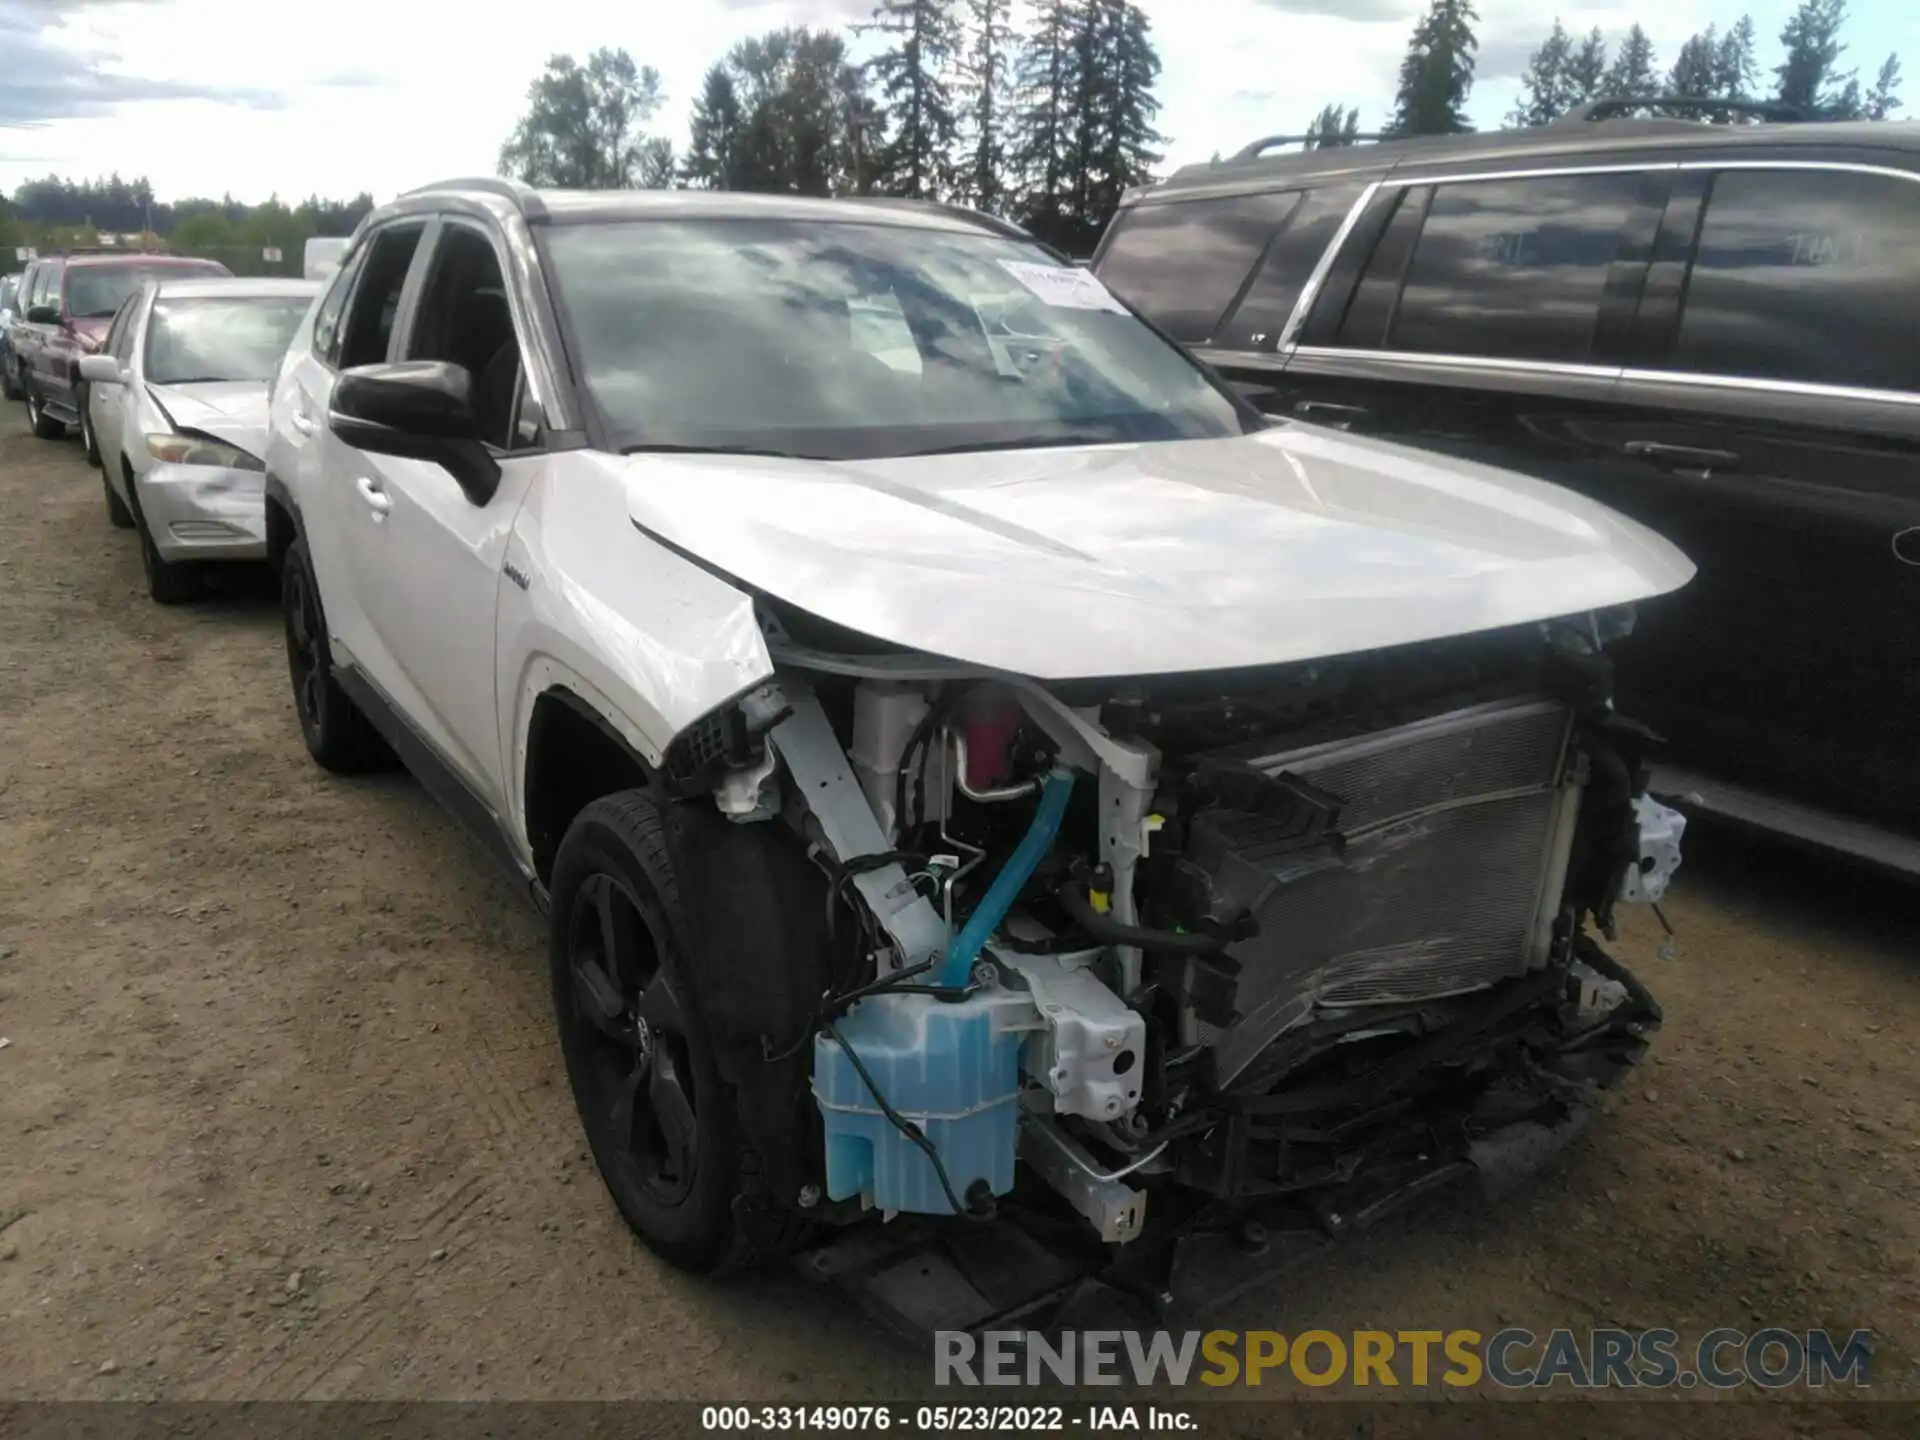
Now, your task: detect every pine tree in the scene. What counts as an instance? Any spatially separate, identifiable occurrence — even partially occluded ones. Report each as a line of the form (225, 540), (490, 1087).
(1566, 27), (1608, 104)
(1507, 19), (1573, 127)
(713, 27), (865, 196)
(955, 0), (1014, 212)
(682, 64), (742, 189)
(1669, 26), (1720, 98)
(1009, 0), (1076, 241)
(1714, 16), (1758, 101)
(1305, 104), (1361, 147)
(1389, 0), (1479, 136)
(1865, 53), (1903, 120)
(1773, 0), (1852, 116)
(861, 0), (962, 199)
(1599, 24), (1658, 99)
(1090, 0), (1163, 230)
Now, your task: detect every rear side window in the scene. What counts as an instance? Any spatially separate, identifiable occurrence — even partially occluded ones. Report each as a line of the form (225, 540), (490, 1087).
(311, 247), (366, 367)
(1672, 168), (1920, 394)
(1377, 172), (1642, 363)
(1214, 182), (1369, 352)
(1097, 191), (1301, 343)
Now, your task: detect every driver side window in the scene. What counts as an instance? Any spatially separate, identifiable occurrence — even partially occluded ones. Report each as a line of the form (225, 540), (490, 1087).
(336, 223), (426, 371)
(399, 222), (526, 452)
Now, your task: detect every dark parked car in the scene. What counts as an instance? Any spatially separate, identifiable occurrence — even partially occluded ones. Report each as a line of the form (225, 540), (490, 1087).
(9, 249), (230, 440)
(1092, 104), (1920, 872)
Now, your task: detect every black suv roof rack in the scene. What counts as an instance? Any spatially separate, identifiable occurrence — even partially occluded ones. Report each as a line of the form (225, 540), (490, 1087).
(1554, 95), (1809, 125)
(1231, 133), (1395, 161)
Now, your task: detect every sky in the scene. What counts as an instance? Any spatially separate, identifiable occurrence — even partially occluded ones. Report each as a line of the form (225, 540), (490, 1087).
(0, 0), (1915, 207)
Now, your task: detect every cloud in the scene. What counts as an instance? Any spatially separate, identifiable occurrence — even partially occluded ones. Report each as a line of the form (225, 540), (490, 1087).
(1249, 0), (1408, 20)
(0, 0), (286, 127)
(711, 0), (869, 17)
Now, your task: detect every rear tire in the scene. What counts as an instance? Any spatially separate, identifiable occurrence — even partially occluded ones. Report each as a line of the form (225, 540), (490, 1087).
(25, 382), (63, 440)
(281, 535), (390, 772)
(79, 387), (101, 467)
(549, 792), (769, 1275)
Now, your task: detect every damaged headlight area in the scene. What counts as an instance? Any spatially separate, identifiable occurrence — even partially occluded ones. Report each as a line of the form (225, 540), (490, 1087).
(662, 605), (1679, 1334)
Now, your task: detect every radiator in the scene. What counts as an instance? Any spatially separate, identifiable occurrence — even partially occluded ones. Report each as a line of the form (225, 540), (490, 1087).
(1186, 697), (1579, 1086)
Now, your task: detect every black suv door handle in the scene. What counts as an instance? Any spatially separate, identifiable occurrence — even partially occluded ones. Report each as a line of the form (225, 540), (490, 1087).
(1292, 399), (1369, 428)
(1623, 440), (1741, 471)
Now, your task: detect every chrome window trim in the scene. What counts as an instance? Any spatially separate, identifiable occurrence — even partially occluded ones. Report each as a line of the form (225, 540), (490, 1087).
(1619, 367), (1920, 409)
(1275, 156), (1920, 403)
(1291, 344), (1621, 383)
(1275, 179), (1381, 350)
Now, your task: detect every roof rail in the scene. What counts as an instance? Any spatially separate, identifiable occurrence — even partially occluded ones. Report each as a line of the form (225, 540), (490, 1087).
(1556, 95), (1808, 125)
(840, 195), (1049, 246)
(1230, 132), (1395, 161)
(402, 176), (537, 205)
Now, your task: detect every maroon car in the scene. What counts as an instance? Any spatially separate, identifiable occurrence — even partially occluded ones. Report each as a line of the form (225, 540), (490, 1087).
(12, 250), (231, 441)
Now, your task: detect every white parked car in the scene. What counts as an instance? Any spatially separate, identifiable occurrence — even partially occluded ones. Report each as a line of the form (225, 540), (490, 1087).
(79, 275), (319, 602)
(263, 180), (1692, 1331)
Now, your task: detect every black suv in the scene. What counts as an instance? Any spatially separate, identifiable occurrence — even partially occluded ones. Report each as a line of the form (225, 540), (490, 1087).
(1092, 105), (1920, 872)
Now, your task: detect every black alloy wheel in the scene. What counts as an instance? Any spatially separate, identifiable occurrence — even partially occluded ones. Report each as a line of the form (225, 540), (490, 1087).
(564, 869), (700, 1209)
(279, 535), (388, 772)
(24, 382), (62, 440)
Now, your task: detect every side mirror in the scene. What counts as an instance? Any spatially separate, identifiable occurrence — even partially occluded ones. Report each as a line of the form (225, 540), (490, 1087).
(329, 361), (500, 505)
(77, 354), (122, 385)
(26, 304), (58, 325)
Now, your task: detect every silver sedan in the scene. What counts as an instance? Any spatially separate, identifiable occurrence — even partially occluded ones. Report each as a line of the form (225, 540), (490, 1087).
(80, 275), (319, 603)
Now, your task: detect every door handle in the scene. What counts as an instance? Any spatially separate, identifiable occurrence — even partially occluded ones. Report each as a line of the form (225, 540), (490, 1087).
(1292, 399), (1369, 429)
(288, 407), (316, 436)
(1623, 440), (1740, 471)
(355, 476), (392, 517)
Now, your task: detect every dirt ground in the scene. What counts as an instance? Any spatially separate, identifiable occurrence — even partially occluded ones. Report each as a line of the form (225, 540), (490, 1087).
(1, 399), (1916, 1420)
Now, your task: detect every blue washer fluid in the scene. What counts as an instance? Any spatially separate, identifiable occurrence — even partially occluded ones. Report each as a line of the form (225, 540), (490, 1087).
(813, 988), (1025, 1215)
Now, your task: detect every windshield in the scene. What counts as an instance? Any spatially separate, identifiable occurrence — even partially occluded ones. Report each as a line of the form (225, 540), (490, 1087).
(67, 262), (227, 320)
(144, 295), (313, 384)
(542, 218), (1253, 460)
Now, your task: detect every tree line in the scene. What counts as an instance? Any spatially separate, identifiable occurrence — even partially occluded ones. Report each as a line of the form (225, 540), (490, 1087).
(1354, 0), (1903, 142)
(496, 0), (1162, 255)
(0, 177), (373, 273)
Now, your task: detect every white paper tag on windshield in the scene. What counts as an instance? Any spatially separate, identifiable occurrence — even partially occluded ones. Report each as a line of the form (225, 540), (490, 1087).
(997, 260), (1127, 313)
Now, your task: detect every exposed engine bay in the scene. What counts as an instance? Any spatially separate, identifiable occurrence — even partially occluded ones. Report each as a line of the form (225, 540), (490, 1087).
(658, 601), (1680, 1332)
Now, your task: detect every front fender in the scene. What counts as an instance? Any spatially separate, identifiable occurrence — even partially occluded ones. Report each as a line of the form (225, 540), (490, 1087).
(497, 463), (774, 851)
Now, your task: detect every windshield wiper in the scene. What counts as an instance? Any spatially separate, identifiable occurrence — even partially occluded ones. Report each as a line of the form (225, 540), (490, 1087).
(620, 442), (817, 460)
(899, 433), (1124, 458)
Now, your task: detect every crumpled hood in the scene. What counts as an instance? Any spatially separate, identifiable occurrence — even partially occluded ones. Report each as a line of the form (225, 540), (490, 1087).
(71, 317), (110, 351)
(150, 381), (270, 461)
(613, 425), (1695, 680)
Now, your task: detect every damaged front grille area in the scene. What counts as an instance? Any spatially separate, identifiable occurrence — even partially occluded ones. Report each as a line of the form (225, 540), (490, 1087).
(1177, 697), (1579, 1086)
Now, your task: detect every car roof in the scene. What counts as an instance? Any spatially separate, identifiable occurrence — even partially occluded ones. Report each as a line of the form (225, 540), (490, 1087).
(1145, 118), (1920, 203)
(381, 176), (1037, 240)
(64, 252), (223, 268)
(151, 276), (320, 301)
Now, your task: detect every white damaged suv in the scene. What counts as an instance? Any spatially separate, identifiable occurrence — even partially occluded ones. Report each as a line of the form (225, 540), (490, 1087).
(263, 179), (1692, 1332)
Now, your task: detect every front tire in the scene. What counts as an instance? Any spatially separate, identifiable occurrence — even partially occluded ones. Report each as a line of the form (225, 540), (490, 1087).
(79, 387), (101, 467)
(103, 466), (134, 529)
(549, 792), (758, 1274)
(24, 382), (63, 440)
(0, 358), (20, 402)
(281, 535), (389, 772)
(125, 465), (201, 604)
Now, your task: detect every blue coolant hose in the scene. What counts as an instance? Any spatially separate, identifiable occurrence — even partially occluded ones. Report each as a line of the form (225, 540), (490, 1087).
(938, 767), (1076, 986)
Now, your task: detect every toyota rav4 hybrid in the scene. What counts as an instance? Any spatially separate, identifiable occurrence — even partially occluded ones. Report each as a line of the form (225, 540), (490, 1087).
(262, 179), (1691, 1333)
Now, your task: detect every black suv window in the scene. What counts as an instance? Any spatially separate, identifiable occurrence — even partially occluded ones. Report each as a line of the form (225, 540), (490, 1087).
(1214, 182), (1369, 352)
(1672, 168), (1920, 395)
(337, 224), (426, 370)
(1371, 171), (1643, 364)
(1098, 191), (1301, 343)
